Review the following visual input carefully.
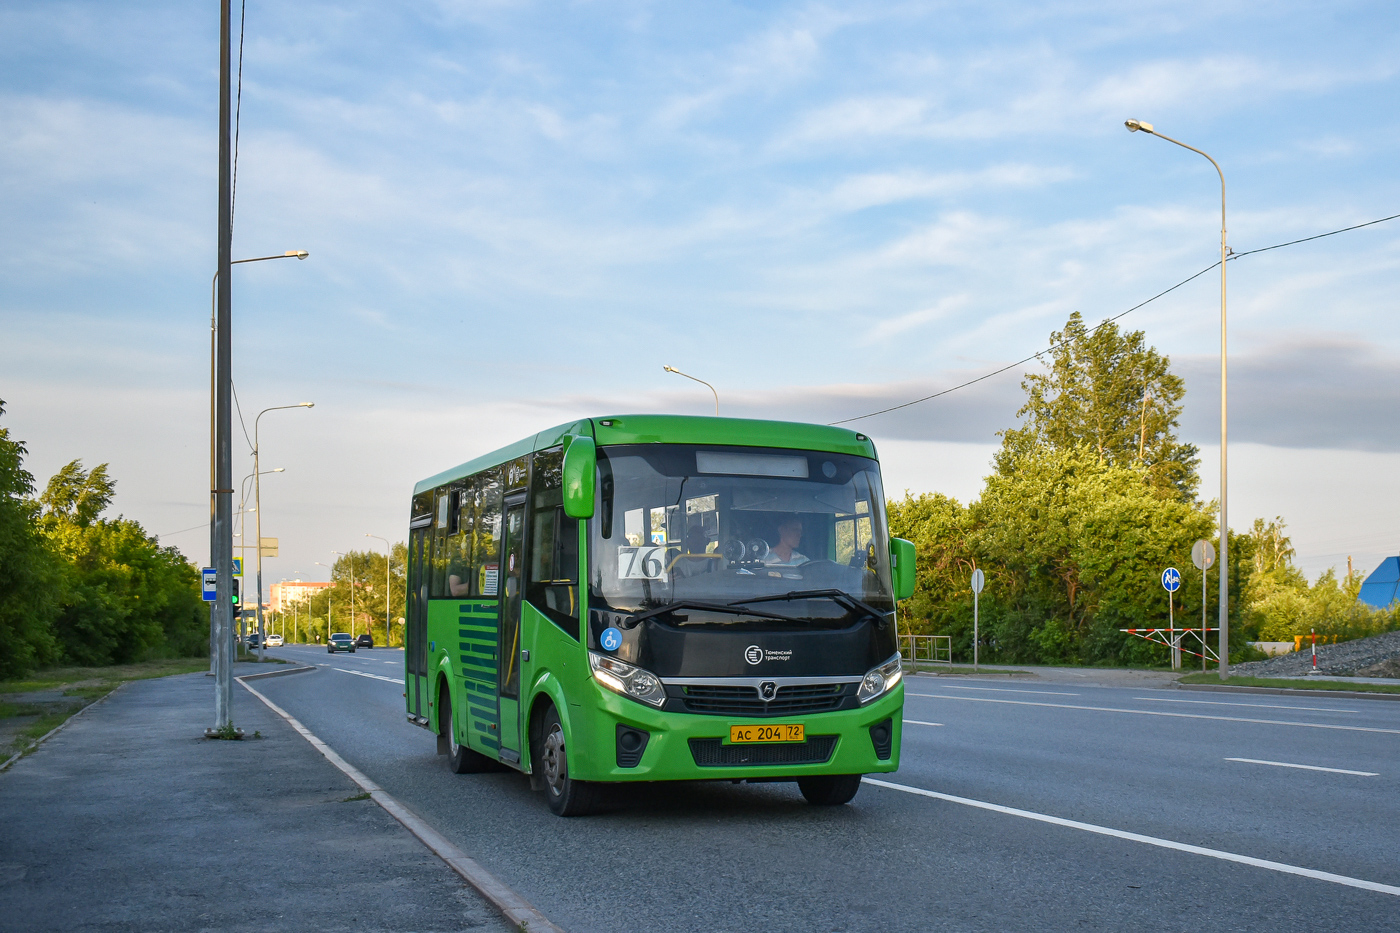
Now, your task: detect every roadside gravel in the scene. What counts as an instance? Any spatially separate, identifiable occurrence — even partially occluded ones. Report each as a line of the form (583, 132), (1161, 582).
(1232, 629), (1400, 678)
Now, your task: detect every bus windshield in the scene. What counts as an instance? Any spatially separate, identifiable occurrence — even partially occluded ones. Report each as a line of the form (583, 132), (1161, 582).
(590, 444), (895, 620)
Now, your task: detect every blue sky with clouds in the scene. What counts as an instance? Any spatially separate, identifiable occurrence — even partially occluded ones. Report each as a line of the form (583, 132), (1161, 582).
(3, 1), (1399, 582)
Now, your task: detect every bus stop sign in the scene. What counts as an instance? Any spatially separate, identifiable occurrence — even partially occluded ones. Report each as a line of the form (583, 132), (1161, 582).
(201, 568), (217, 601)
(1161, 567), (1181, 593)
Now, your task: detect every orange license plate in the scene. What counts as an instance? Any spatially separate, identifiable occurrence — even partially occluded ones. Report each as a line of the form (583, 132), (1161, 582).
(729, 723), (805, 743)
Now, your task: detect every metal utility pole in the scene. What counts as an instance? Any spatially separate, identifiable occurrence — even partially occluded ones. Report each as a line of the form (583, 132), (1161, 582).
(210, 0), (235, 733)
(1125, 119), (1231, 678)
(366, 534), (393, 646)
(253, 403), (312, 660)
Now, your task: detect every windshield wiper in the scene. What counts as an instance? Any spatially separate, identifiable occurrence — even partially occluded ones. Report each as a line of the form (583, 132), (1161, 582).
(624, 600), (798, 628)
(728, 589), (891, 626)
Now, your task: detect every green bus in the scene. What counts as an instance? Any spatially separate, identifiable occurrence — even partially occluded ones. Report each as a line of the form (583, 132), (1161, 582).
(404, 415), (916, 815)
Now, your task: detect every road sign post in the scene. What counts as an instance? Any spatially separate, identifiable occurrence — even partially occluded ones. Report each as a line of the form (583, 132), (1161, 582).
(1191, 540), (1216, 673)
(1161, 567), (1182, 669)
(971, 568), (985, 672)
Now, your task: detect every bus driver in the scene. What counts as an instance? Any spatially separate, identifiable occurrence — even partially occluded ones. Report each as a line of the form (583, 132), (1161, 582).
(764, 516), (809, 567)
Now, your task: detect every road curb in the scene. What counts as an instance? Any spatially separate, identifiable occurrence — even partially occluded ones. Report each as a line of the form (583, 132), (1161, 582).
(1176, 682), (1400, 702)
(0, 681), (128, 773)
(237, 674), (566, 933)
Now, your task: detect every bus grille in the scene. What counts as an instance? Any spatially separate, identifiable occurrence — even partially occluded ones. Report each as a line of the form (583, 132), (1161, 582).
(688, 735), (838, 767)
(676, 682), (849, 716)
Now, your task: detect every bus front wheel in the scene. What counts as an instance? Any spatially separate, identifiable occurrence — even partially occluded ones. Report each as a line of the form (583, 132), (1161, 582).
(535, 705), (597, 817)
(439, 683), (491, 774)
(798, 774), (862, 806)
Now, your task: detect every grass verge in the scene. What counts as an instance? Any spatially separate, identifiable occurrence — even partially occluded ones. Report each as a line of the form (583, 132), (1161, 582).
(1, 657), (210, 762)
(1177, 672), (1400, 694)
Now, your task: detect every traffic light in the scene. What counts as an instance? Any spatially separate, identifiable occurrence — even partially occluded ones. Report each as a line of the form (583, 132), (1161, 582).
(231, 577), (240, 606)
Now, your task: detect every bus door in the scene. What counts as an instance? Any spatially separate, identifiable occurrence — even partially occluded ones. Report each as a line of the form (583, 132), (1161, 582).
(496, 494), (527, 763)
(405, 522), (431, 721)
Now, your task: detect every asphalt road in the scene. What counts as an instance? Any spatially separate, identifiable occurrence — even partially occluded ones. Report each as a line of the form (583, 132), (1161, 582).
(265, 643), (1400, 932)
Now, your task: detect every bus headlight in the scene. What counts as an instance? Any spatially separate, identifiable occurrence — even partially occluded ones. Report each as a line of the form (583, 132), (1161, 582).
(589, 652), (667, 708)
(857, 655), (904, 705)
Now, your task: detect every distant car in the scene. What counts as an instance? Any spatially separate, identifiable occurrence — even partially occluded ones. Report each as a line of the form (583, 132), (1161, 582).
(245, 634), (261, 649)
(266, 634), (284, 647)
(328, 632), (355, 654)
(354, 634), (374, 649)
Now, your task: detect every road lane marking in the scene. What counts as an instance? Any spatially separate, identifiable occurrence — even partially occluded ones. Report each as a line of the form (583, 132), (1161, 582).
(236, 677), (566, 933)
(1225, 757), (1378, 776)
(862, 777), (1400, 898)
(935, 685), (1078, 696)
(1135, 697), (1358, 713)
(903, 719), (945, 727)
(905, 693), (1400, 735)
(334, 668), (405, 685)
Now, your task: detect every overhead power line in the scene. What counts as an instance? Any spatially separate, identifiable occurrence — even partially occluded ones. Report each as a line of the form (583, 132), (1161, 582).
(830, 211), (1400, 426)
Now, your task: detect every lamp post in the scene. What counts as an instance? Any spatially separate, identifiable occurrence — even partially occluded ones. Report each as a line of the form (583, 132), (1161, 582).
(1125, 118), (1231, 679)
(663, 366), (719, 415)
(237, 466), (283, 657)
(207, 251), (308, 690)
(315, 561), (333, 642)
(331, 550), (355, 640)
(253, 403), (313, 660)
(365, 534), (393, 647)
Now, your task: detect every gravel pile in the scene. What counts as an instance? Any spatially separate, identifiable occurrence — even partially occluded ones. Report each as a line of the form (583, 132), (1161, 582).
(1232, 630), (1400, 678)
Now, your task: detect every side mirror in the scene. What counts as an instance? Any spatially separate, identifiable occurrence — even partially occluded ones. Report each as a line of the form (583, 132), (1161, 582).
(562, 436), (597, 519)
(890, 537), (916, 602)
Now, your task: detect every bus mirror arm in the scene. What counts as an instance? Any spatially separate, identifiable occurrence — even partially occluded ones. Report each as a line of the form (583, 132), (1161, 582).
(563, 436), (597, 519)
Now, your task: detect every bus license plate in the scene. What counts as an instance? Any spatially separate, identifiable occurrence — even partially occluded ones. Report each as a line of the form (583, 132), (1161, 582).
(729, 723), (804, 744)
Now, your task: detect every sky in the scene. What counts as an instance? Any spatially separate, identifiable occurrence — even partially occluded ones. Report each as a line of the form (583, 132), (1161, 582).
(2, 0), (1399, 587)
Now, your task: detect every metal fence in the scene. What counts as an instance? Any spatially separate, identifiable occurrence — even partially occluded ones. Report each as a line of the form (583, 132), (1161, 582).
(900, 634), (952, 666)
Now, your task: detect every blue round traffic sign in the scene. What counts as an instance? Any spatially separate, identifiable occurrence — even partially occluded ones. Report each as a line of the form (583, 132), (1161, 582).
(1161, 567), (1181, 593)
(600, 627), (622, 651)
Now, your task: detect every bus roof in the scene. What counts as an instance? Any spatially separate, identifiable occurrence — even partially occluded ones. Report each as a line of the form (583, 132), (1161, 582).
(412, 414), (877, 494)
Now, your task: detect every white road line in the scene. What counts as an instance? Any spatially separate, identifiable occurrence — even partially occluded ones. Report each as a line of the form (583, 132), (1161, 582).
(935, 685), (1078, 697)
(1135, 697), (1358, 713)
(334, 667), (406, 685)
(863, 777), (1400, 898)
(1225, 757), (1379, 777)
(903, 719), (945, 727)
(905, 693), (1400, 735)
(236, 677), (565, 932)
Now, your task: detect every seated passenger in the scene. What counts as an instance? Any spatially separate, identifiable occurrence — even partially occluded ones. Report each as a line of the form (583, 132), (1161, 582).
(764, 517), (809, 567)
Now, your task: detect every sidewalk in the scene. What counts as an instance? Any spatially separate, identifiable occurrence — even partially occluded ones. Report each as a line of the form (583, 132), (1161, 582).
(0, 665), (513, 933)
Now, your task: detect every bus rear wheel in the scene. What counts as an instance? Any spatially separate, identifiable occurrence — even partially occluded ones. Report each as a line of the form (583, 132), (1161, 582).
(534, 705), (597, 817)
(798, 774), (862, 806)
(439, 683), (491, 774)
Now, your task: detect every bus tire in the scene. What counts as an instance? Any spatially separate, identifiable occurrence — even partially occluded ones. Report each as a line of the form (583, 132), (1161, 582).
(439, 682), (491, 774)
(798, 774), (862, 806)
(535, 704), (596, 817)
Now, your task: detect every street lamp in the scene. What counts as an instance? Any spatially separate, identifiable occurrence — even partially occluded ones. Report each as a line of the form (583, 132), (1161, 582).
(209, 249), (308, 729)
(253, 403), (313, 660)
(365, 534), (394, 647)
(663, 365), (720, 415)
(1125, 118), (1231, 679)
(315, 560), (334, 642)
(330, 550), (356, 641)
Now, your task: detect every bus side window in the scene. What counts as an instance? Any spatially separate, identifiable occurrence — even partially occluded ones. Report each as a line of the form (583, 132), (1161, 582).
(472, 468), (504, 597)
(446, 481), (474, 598)
(527, 448), (579, 638)
(429, 487), (451, 597)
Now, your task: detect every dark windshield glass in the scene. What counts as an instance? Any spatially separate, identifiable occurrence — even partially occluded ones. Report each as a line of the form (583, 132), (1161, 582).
(589, 444), (894, 619)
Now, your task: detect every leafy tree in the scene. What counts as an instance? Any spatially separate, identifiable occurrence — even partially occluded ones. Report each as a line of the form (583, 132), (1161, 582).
(293, 546), (406, 646)
(0, 401), (62, 677)
(39, 460), (206, 665)
(997, 312), (1200, 500)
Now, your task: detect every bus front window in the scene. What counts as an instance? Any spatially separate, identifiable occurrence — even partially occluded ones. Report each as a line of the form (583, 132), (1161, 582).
(590, 445), (895, 625)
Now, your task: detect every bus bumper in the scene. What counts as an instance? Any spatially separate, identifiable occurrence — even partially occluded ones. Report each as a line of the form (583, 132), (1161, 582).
(570, 681), (904, 782)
